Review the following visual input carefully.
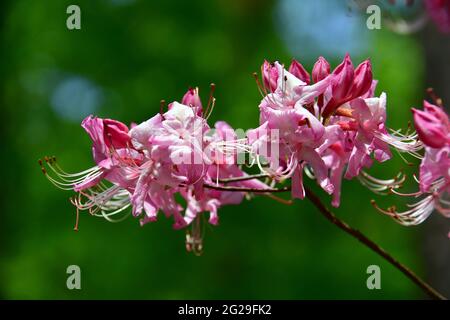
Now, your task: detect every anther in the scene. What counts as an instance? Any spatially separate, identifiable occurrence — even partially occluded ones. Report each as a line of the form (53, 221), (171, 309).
(38, 159), (47, 174)
(185, 230), (193, 252)
(204, 83), (216, 119)
(160, 100), (166, 119)
(426, 88), (443, 107)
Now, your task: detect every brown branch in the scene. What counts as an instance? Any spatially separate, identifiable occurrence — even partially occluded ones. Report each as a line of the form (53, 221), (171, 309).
(202, 178), (447, 300)
(218, 173), (270, 183)
(304, 186), (446, 300)
(203, 183), (289, 193)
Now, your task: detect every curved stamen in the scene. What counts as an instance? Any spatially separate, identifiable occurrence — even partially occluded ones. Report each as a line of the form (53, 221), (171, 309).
(375, 130), (423, 158)
(358, 170), (405, 195)
(371, 195), (435, 226)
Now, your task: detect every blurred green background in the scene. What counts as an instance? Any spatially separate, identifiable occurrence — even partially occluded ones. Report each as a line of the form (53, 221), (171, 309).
(0, 0), (448, 299)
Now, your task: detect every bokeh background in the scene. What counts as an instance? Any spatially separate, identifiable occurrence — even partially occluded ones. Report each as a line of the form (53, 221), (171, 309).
(1, 0), (449, 299)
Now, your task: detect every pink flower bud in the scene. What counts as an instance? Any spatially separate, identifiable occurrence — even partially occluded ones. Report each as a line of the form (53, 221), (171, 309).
(288, 59), (310, 84)
(322, 55), (374, 119)
(413, 101), (450, 148)
(261, 60), (279, 92)
(332, 54), (354, 100)
(352, 60), (373, 98)
(312, 56), (330, 83)
(322, 54), (354, 117)
(181, 87), (203, 115)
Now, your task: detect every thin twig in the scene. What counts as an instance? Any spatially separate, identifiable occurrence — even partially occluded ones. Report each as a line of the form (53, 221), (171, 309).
(218, 173), (270, 183)
(202, 178), (447, 300)
(304, 186), (446, 300)
(203, 183), (289, 193)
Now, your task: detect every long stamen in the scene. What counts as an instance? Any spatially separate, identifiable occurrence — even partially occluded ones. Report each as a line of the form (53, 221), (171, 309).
(41, 157), (100, 180)
(394, 149), (416, 166)
(203, 83), (216, 119)
(389, 188), (422, 197)
(185, 215), (204, 256)
(70, 185), (132, 224)
(74, 206), (80, 231)
(358, 170), (405, 194)
(205, 97), (216, 120)
(370, 180), (447, 225)
(45, 156), (96, 177)
(371, 195), (435, 226)
(39, 157), (103, 191)
(375, 130), (423, 158)
(253, 72), (267, 97)
(160, 99), (166, 119)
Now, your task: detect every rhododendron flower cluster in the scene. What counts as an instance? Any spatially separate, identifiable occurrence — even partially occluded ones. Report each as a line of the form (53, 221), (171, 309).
(41, 55), (450, 253)
(248, 55), (419, 207)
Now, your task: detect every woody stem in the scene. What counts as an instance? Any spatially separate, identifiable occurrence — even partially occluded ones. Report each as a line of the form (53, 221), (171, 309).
(202, 179), (446, 300)
(304, 186), (446, 300)
(203, 183), (289, 193)
(218, 173), (270, 183)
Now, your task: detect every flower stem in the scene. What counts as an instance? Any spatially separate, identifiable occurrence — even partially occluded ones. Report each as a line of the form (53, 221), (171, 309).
(203, 183), (289, 193)
(203, 178), (447, 300)
(218, 173), (270, 183)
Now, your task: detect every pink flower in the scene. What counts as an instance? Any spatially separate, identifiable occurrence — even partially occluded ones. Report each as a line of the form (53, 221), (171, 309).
(254, 57), (416, 207)
(250, 60), (335, 198)
(312, 56), (330, 83)
(425, 0), (450, 33)
(251, 58), (398, 205)
(343, 94), (392, 178)
(288, 59), (310, 84)
(42, 93), (218, 230)
(321, 55), (373, 119)
(80, 116), (133, 169)
(183, 121), (268, 226)
(419, 146), (450, 193)
(321, 140), (348, 207)
(373, 101), (449, 226)
(412, 101), (450, 149)
(312, 56), (331, 110)
(181, 87), (203, 116)
(413, 101), (450, 194)
(128, 101), (211, 228)
(41, 57), (449, 250)
(269, 61), (332, 108)
(40, 116), (146, 227)
(261, 60), (279, 93)
(74, 116), (143, 191)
